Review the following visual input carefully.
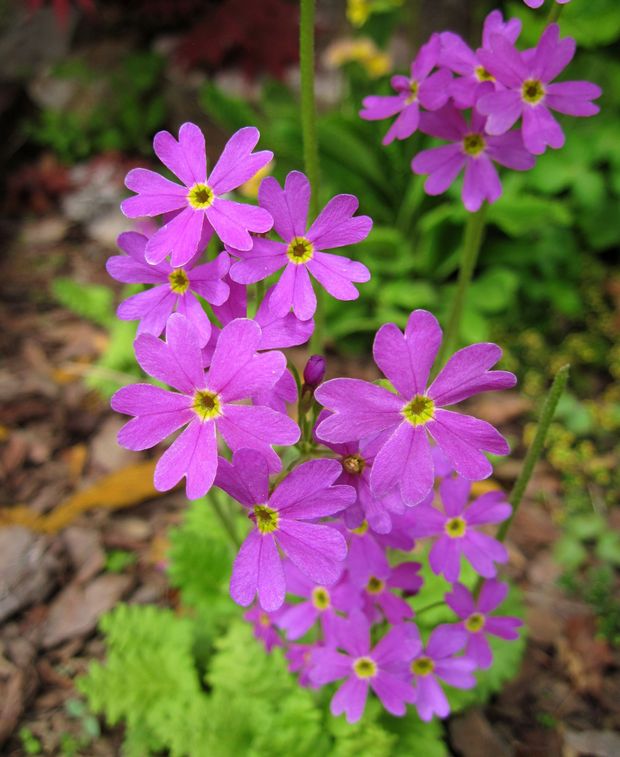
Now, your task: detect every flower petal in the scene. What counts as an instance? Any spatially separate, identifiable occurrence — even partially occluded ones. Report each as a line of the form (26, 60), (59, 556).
(153, 122), (206, 187)
(208, 127), (273, 195)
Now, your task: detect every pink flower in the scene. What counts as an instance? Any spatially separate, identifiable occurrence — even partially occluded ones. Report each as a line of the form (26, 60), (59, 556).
(216, 450), (354, 611)
(229, 171), (371, 320)
(111, 314), (299, 498)
(121, 124), (273, 265)
(316, 309), (516, 506)
(523, 0), (570, 8)
(244, 605), (285, 652)
(439, 10), (522, 109)
(410, 476), (512, 582)
(412, 104), (535, 211)
(360, 34), (451, 144)
(477, 25), (601, 154)
(408, 625), (476, 721)
(443, 581), (523, 669)
(107, 231), (229, 345)
(277, 561), (359, 641)
(310, 611), (419, 723)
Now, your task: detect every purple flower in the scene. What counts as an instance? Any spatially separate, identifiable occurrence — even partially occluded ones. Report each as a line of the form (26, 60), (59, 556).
(315, 309), (516, 506)
(303, 355), (326, 390)
(121, 124), (273, 265)
(411, 476), (511, 582)
(444, 580), (523, 669)
(277, 561), (359, 641)
(111, 314), (299, 498)
(361, 562), (423, 624)
(409, 625), (476, 721)
(439, 10), (522, 109)
(413, 105), (535, 211)
(229, 171), (372, 320)
(360, 34), (451, 145)
(310, 611), (419, 722)
(201, 278), (312, 413)
(287, 643), (319, 688)
(340, 520), (390, 588)
(523, 0), (570, 7)
(106, 231), (230, 345)
(477, 25), (601, 155)
(316, 413), (406, 534)
(244, 605), (285, 652)
(216, 450), (354, 611)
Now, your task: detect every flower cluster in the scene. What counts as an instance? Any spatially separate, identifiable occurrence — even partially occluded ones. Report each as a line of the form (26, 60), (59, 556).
(107, 9), (552, 723)
(361, 10), (600, 210)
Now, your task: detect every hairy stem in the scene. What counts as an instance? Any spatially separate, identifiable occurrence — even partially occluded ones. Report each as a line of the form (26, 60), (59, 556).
(496, 364), (570, 543)
(300, 0), (324, 351)
(438, 204), (488, 365)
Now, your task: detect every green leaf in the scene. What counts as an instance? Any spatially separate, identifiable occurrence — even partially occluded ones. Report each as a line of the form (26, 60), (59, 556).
(51, 278), (114, 327)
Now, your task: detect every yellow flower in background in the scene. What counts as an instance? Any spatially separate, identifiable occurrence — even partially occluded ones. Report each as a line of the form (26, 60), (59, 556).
(238, 162), (273, 199)
(346, 0), (404, 28)
(324, 37), (392, 78)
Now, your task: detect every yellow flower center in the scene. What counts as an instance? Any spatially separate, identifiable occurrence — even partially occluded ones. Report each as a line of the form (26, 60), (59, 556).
(465, 612), (486, 633)
(253, 504), (279, 535)
(350, 520), (368, 536)
(402, 394), (435, 426)
(445, 516), (467, 538)
(366, 576), (385, 595)
(258, 612), (271, 627)
(463, 132), (486, 157)
(475, 65), (495, 83)
(411, 656), (435, 676)
(187, 182), (215, 209)
(405, 78), (419, 104)
(286, 236), (314, 264)
(342, 453), (366, 475)
(311, 587), (331, 610)
(168, 268), (190, 295)
(521, 78), (546, 105)
(353, 656), (377, 679)
(191, 390), (222, 421)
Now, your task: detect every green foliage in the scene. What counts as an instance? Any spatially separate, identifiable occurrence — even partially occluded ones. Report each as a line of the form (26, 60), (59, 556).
(104, 549), (137, 574)
(80, 500), (454, 755)
(28, 52), (167, 163)
(80, 605), (451, 756)
(18, 728), (42, 755)
(78, 604), (211, 757)
(52, 278), (114, 328)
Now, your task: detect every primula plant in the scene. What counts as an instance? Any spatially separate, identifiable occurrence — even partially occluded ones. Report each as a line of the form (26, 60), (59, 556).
(88, 0), (598, 744)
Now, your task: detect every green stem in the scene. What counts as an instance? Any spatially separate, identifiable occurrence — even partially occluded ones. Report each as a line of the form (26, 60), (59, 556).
(416, 600), (446, 616)
(300, 0), (324, 352)
(496, 364), (570, 543)
(547, 2), (565, 24)
(210, 492), (240, 549)
(438, 204), (488, 366)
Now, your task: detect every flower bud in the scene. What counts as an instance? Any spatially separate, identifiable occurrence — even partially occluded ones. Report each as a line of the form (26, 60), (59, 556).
(303, 355), (326, 390)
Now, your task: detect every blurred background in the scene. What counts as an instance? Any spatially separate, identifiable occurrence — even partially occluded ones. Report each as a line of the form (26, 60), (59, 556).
(0, 0), (618, 755)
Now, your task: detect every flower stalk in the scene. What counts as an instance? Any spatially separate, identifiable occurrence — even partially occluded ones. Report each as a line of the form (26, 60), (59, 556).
(496, 364), (570, 543)
(300, 0), (324, 351)
(438, 203), (488, 365)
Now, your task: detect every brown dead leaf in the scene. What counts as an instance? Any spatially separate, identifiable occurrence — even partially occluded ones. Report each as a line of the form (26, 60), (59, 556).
(42, 573), (133, 649)
(62, 526), (105, 584)
(563, 728), (620, 757)
(450, 708), (514, 757)
(557, 615), (612, 695)
(0, 527), (62, 624)
(0, 460), (160, 533)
